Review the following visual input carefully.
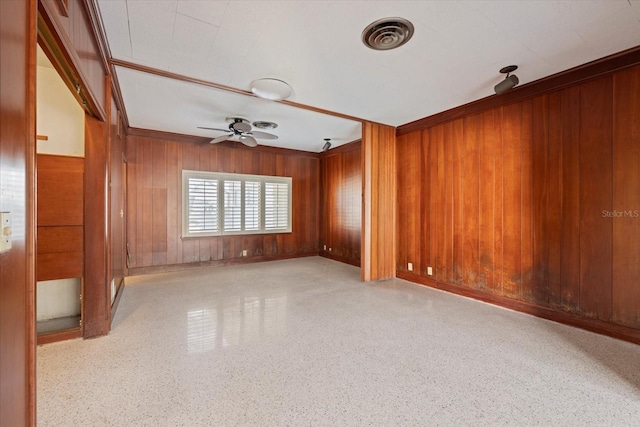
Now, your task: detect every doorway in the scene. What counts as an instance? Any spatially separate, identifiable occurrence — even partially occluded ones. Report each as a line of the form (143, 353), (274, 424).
(35, 43), (85, 341)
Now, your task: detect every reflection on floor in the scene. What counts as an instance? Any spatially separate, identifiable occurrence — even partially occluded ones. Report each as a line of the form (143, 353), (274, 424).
(36, 315), (80, 335)
(37, 257), (640, 425)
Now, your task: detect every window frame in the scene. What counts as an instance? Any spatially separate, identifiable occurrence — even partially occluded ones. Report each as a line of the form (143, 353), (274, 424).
(181, 170), (292, 238)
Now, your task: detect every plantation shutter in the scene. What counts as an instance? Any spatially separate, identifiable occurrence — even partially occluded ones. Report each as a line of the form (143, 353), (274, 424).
(265, 182), (289, 230)
(224, 180), (242, 231)
(244, 181), (261, 231)
(187, 177), (219, 233)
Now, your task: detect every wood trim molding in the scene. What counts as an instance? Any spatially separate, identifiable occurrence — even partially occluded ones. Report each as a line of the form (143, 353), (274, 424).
(127, 127), (321, 158)
(397, 271), (640, 345)
(320, 139), (362, 158)
(37, 327), (82, 345)
(398, 45), (640, 135)
(37, 0), (106, 120)
(110, 58), (381, 125)
(320, 251), (361, 267)
(27, 0), (38, 421)
(127, 252), (319, 276)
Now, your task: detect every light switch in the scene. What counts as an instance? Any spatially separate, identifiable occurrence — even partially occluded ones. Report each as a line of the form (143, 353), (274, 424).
(0, 212), (11, 253)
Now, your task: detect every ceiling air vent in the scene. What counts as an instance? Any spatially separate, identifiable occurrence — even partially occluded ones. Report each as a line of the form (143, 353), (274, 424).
(252, 121), (278, 130)
(362, 17), (414, 50)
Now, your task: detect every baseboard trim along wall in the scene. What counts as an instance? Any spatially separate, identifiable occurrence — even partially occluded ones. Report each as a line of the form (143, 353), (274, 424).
(127, 252), (320, 276)
(397, 271), (640, 346)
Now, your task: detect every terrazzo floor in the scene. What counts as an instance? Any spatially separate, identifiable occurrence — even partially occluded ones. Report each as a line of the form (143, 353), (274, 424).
(37, 257), (640, 426)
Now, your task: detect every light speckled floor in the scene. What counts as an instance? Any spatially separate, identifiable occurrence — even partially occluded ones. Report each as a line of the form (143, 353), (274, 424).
(38, 257), (640, 426)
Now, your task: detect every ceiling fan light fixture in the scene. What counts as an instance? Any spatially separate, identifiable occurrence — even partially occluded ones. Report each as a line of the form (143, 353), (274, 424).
(250, 78), (292, 101)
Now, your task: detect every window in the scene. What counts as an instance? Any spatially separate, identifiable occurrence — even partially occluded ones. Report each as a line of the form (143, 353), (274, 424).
(182, 170), (292, 237)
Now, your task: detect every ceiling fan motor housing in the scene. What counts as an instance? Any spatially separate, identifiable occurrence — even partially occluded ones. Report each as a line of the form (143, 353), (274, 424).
(227, 117), (252, 134)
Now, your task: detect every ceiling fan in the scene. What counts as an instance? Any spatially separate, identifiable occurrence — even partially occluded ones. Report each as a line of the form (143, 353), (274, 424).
(198, 117), (278, 147)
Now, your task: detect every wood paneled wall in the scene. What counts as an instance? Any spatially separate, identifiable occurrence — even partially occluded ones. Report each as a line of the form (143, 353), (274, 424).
(109, 98), (125, 303)
(84, 109), (111, 337)
(39, 0), (107, 119)
(126, 133), (320, 273)
(362, 123), (396, 281)
(397, 65), (640, 340)
(319, 141), (362, 266)
(37, 154), (84, 281)
(0, 0), (36, 424)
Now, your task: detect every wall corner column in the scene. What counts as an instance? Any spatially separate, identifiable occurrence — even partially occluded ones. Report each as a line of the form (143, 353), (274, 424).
(361, 122), (397, 282)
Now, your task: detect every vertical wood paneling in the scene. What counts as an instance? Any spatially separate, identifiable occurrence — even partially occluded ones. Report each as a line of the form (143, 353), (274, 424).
(547, 92), (563, 308)
(501, 103), (523, 299)
(396, 133), (419, 273)
(426, 129), (438, 278)
(396, 63), (640, 335)
(532, 95), (550, 305)
(479, 110), (497, 293)
(433, 125), (447, 284)
(166, 140), (179, 265)
(362, 123), (396, 282)
(520, 100), (533, 303)
(320, 142), (362, 266)
(126, 136), (320, 271)
(462, 114), (480, 289)
(110, 101), (125, 294)
(492, 112), (504, 297)
(612, 66), (640, 328)
(579, 77), (613, 320)
(450, 120), (464, 286)
(559, 86), (581, 312)
(84, 112), (110, 337)
(37, 155), (84, 281)
(41, 0), (107, 116)
(0, 0), (36, 423)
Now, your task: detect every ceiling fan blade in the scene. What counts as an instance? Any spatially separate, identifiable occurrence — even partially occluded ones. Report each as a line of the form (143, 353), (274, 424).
(210, 133), (233, 144)
(248, 130), (278, 140)
(239, 135), (258, 147)
(198, 126), (230, 132)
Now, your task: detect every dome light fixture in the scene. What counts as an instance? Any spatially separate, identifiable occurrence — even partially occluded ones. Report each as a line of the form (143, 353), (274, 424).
(494, 65), (520, 94)
(250, 78), (293, 101)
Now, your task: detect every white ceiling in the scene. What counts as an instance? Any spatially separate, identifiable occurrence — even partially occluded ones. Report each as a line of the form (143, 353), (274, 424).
(98, 0), (640, 152)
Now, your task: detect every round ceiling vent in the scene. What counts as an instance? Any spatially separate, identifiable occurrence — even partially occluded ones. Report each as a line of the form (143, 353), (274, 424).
(362, 17), (414, 50)
(252, 121), (278, 130)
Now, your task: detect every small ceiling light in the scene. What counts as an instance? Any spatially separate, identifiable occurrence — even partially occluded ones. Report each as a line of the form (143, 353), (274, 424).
(322, 138), (332, 152)
(494, 65), (520, 95)
(250, 78), (293, 101)
(362, 17), (414, 50)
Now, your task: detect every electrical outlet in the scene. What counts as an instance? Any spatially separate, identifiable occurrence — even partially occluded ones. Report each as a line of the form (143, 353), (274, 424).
(408, 262), (413, 271)
(0, 212), (11, 253)
(242, 249), (247, 257)
(329, 247), (332, 252)
(427, 266), (433, 276)
(323, 245), (327, 250)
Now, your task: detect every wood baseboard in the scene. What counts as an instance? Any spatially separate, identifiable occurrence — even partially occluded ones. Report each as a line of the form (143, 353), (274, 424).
(320, 251), (361, 267)
(37, 327), (82, 345)
(127, 252), (320, 276)
(396, 271), (640, 345)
